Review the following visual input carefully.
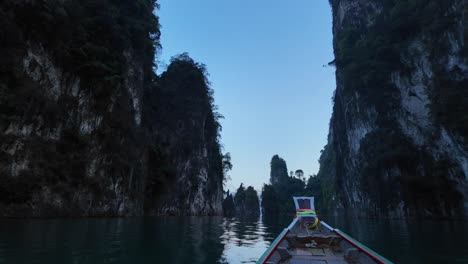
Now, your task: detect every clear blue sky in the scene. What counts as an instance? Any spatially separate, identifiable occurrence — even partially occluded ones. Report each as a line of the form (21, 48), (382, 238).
(157, 0), (336, 192)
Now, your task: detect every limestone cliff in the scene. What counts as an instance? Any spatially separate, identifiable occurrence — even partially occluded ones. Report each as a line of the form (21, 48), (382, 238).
(0, 0), (224, 216)
(143, 54), (224, 216)
(321, 0), (468, 218)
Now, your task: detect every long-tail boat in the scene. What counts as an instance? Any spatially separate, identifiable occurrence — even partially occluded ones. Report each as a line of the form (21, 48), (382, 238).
(257, 197), (393, 264)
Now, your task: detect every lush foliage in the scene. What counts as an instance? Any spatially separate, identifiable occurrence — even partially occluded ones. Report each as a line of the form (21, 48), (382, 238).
(222, 152), (233, 185)
(328, 0), (466, 217)
(1, 0), (160, 110)
(294, 170), (305, 181)
(0, 1), (228, 216)
(0, 0), (160, 211)
(334, 0), (460, 112)
(143, 53), (227, 210)
(231, 184), (259, 216)
(222, 190), (235, 217)
(262, 155), (307, 215)
(359, 128), (463, 215)
(309, 142), (337, 212)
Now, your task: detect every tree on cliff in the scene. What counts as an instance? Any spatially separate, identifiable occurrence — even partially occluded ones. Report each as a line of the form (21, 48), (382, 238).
(233, 184), (259, 216)
(295, 169), (305, 181)
(222, 152), (233, 185)
(234, 183), (246, 208)
(244, 186), (260, 215)
(304, 175), (322, 208)
(261, 184), (279, 215)
(222, 190), (235, 217)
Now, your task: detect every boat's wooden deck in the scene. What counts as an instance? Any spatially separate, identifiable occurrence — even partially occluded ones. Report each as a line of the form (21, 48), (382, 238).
(263, 218), (385, 264)
(286, 249), (348, 264)
(281, 243), (349, 264)
(266, 224), (354, 264)
(259, 202), (391, 264)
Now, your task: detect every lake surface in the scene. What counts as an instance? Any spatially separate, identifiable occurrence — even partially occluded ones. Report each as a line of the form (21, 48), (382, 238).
(1, 215), (467, 263)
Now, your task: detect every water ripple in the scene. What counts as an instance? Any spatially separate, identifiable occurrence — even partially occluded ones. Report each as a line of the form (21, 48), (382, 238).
(0, 217), (467, 263)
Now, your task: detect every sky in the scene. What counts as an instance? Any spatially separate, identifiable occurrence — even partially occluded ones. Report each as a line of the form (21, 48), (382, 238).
(157, 0), (336, 192)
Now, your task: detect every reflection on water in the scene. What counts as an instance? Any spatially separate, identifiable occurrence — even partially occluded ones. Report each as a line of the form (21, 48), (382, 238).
(0, 217), (276, 264)
(219, 218), (266, 263)
(0, 215), (467, 263)
(323, 215), (468, 264)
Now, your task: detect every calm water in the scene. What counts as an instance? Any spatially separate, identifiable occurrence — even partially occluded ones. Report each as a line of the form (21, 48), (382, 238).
(1, 215), (467, 264)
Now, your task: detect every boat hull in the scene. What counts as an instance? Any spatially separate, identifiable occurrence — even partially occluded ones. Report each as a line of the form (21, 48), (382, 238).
(257, 217), (393, 264)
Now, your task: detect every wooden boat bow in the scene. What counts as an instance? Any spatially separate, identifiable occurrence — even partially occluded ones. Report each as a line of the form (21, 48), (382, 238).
(257, 196), (393, 264)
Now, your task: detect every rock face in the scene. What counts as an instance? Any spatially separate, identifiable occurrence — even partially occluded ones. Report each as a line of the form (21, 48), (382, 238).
(143, 54), (224, 216)
(322, 0), (468, 218)
(0, 1), (223, 216)
(270, 155), (288, 185)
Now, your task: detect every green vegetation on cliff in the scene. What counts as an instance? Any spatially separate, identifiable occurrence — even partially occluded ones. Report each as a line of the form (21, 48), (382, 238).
(222, 190), (235, 217)
(0, 1), (227, 216)
(235, 184), (260, 216)
(143, 53), (227, 215)
(325, 0), (467, 217)
(0, 0), (160, 214)
(223, 184), (259, 217)
(261, 155), (307, 215)
(334, 0), (460, 110)
(0, 0), (160, 103)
